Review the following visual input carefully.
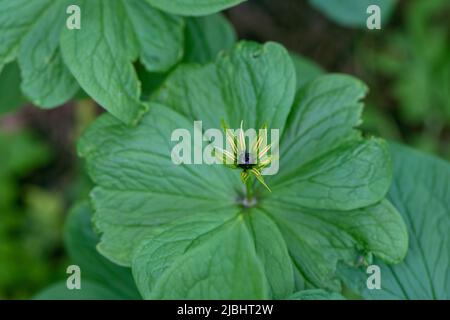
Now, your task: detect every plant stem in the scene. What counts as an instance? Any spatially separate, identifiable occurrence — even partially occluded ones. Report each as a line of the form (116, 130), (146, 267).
(245, 175), (253, 201)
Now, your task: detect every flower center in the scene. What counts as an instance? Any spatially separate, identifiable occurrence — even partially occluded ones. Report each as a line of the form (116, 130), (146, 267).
(237, 152), (256, 170)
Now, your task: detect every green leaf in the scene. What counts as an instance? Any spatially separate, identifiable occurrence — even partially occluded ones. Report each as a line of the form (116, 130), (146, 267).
(261, 199), (407, 291)
(273, 75), (366, 178)
(64, 201), (141, 299)
(289, 53), (324, 90)
(33, 281), (123, 300)
(0, 0), (49, 69)
(245, 209), (294, 299)
(289, 289), (345, 300)
(132, 212), (237, 298)
(80, 42), (407, 299)
(183, 14), (236, 64)
(123, 0), (185, 72)
(361, 144), (450, 299)
(146, 0), (246, 16)
(142, 216), (268, 299)
(155, 41), (296, 132)
(0, 0), (78, 108)
(0, 62), (26, 115)
(272, 138), (392, 211)
(18, 0), (78, 107)
(309, 0), (397, 28)
(61, 0), (184, 125)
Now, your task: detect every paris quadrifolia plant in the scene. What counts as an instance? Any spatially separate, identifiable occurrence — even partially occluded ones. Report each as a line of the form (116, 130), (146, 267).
(73, 41), (416, 300)
(3, 0), (446, 301)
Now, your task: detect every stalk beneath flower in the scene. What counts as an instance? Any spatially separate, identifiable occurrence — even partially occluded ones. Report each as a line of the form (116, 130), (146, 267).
(245, 175), (253, 202)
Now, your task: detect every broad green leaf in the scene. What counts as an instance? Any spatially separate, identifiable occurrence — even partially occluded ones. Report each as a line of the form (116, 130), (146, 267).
(33, 281), (122, 300)
(245, 209), (294, 299)
(273, 75), (366, 179)
(123, 0), (185, 72)
(289, 289), (345, 300)
(309, 0), (397, 28)
(261, 199), (407, 291)
(0, 62), (26, 115)
(146, 0), (246, 16)
(360, 144), (450, 299)
(0, 0), (78, 108)
(289, 53), (324, 90)
(184, 14), (236, 64)
(272, 138), (392, 211)
(18, 0), (78, 107)
(64, 201), (141, 299)
(132, 212), (237, 298)
(0, 0), (49, 69)
(149, 217), (268, 299)
(81, 42), (406, 299)
(60, 0), (183, 125)
(155, 41), (296, 132)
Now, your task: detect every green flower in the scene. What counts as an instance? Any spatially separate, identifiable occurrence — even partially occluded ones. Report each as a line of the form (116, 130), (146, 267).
(79, 41), (408, 299)
(214, 120), (274, 193)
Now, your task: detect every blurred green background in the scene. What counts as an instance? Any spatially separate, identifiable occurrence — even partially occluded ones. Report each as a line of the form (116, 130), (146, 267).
(0, 0), (449, 298)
